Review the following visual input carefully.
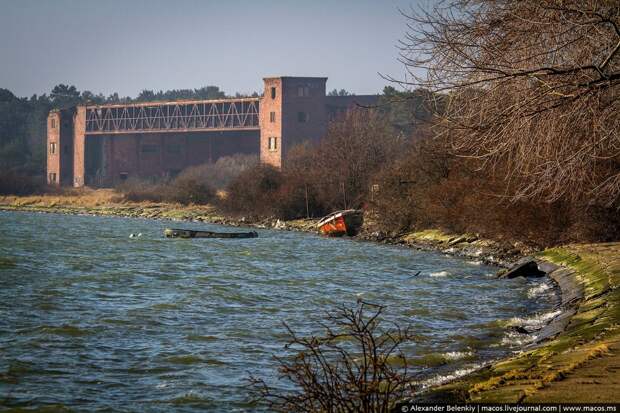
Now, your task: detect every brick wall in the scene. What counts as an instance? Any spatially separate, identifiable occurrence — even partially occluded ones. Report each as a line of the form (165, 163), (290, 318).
(260, 78), (283, 168)
(46, 109), (76, 186)
(46, 112), (61, 185)
(73, 106), (86, 187)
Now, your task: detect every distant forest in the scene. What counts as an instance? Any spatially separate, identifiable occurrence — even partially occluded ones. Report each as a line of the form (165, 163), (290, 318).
(0, 84), (419, 177)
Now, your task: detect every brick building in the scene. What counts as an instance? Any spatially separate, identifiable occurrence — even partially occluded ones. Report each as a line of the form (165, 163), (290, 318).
(47, 76), (378, 187)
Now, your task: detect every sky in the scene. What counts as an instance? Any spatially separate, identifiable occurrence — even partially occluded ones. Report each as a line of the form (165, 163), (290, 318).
(0, 0), (424, 98)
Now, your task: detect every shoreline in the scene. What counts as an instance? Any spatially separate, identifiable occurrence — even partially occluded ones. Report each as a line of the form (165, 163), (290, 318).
(414, 243), (620, 403)
(2, 196), (618, 402)
(0, 197), (528, 268)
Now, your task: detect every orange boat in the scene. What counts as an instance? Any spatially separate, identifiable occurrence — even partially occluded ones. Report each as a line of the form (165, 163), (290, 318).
(317, 209), (364, 237)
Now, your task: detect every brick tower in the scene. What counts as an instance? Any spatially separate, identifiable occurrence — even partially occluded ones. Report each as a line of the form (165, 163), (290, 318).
(259, 77), (327, 168)
(46, 108), (75, 186)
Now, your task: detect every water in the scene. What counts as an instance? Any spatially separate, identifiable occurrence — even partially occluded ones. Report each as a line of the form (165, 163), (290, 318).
(0, 211), (557, 411)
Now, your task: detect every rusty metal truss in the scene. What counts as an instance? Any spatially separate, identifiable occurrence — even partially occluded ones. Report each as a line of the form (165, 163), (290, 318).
(85, 98), (260, 134)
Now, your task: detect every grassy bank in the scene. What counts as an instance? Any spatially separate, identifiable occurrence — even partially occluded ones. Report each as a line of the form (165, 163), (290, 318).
(417, 243), (620, 403)
(0, 190), (222, 222)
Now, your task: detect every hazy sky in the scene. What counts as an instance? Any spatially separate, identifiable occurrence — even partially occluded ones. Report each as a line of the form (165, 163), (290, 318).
(0, 0), (422, 98)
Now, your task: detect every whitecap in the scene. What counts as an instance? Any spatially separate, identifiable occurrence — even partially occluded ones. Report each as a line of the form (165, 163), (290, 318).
(467, 260), (482, 266)
(443, 351), (474, 360)
(507, 309), (562, 330)
(501, 330), (538, 346)
(429, 271), (449, 277)
(421, 364), (482, 388)
(527, 283), (552, 299)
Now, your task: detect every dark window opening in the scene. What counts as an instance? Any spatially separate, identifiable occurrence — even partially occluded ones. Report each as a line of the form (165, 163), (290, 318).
(119, 172), (128, 181)
(141, 145), (159, 153)
(269, 111), (276, 122)
(48, 173), (57, 183)
(297, 112), (309, 123)
(271, 87), (276, 99)
(51, 118), (56, 129)
(167, 144), (181, 154)
(297, 86), (310, 97)
(49, 142), (57, 154)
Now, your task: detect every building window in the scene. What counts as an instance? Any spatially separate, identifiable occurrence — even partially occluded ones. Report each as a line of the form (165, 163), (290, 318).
(141, 144), (159, 153)
(49, 142), (57, 154)
(119, 172), (128, 181)
(271, 87), (276, 99)
(269, 111), (276, 123)
(48, 173), (57, 183)
(167, 144), (181, 154)
(297, 112), (310, 123)
(297, 86), (310, 97)
(268, 137), (278, 151)
(51, 118), (56, 129)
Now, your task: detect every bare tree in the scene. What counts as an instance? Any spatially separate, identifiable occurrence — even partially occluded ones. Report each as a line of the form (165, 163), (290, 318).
(249, 301), (417, 413)
(313, 109), (404, 210)
(391, 0), (620, 206)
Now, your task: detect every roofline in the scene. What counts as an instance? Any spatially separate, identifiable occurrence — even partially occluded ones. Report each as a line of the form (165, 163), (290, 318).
(262, 76), (328, 81)
(83, 96), (260, 110)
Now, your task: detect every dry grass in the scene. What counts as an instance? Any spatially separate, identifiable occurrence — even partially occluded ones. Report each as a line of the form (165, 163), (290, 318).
(0, 188), (121, 208)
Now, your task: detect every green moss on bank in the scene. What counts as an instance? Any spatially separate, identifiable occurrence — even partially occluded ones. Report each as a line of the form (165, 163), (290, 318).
(418, 243), (620, 403)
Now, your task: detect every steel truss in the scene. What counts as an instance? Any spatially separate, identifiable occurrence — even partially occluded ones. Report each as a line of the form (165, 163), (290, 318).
(85, 98), (260, 134)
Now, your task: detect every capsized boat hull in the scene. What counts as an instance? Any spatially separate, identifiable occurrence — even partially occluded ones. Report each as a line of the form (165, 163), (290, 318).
(317, 209), (364, 237)
(164, 228), (258, 239)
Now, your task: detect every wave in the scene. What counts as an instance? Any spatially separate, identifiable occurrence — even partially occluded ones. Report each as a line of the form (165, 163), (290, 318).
(421, 364), (483, 388)
(507, 309), (562, 330)
(429, 271), (449, 277)
(186, 334), (219, 342)
(527, 282), (553, 298)
(443, 351), (474, 361)
(40, 325), (92, 337)
(167, 392), (215, 407)
(164, 355), (204, 365)
(501, 330), (538, 346)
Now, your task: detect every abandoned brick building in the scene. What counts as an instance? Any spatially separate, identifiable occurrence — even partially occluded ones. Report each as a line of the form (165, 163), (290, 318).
(47, 76), (378, 187)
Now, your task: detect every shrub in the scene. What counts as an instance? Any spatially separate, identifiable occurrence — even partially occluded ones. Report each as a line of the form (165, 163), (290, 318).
(220, 164), (283, 217)
(370, 136), (620, 248)
(167, 175), (215, 205)
(0, 172), (44, 195)
(175, 154), (258, 190)
(249, 301), (416, 412)
(117, 175), (215, 205)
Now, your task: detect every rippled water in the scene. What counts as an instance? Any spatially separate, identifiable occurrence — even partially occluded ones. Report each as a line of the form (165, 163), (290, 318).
(0, 211), (557, 411)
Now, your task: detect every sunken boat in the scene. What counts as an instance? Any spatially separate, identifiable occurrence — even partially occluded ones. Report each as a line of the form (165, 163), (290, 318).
(317, 209), (364, 237)
(164, 228), (258, 239)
